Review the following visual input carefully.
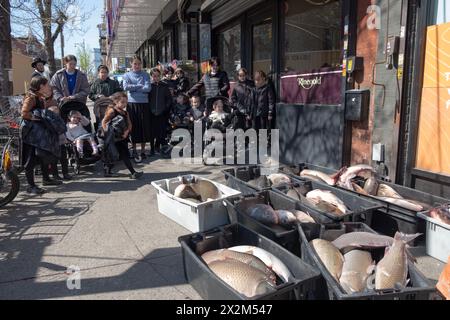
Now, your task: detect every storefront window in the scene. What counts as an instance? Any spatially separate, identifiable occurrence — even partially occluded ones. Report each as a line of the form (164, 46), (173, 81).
(253, 21), (273, 76)
(178, 24), (189, 61)
(217, 24), (241, 82)
(281, 0), (342, 105)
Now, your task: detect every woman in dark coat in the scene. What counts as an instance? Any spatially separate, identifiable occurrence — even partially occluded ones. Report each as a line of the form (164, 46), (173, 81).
(148, 68), (173, 156)
(252, 70), (275, 131)
(21, 77), (63, 194)
(122, 56), (151, 159)
(188, 57), (230, 100)
(230, 68), (254, 130)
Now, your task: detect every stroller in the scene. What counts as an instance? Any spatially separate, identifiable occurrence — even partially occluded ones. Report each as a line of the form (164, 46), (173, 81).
(60, 100), (101, 175)
(202, 96), (235, 165)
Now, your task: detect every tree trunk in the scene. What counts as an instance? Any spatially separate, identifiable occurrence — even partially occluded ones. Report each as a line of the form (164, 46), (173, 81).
(0, 0), (13, 96)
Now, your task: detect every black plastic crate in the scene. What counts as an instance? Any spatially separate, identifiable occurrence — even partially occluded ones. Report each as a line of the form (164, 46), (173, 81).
(224, 190), (334, 254)
(274, 179), (382, 225)
(222, 166), (295, 195)
(298, 222), (437, 300)
(178, 223), (322, 300)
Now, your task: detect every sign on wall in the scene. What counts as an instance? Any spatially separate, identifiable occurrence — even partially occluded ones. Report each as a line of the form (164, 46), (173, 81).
(416, 22), (450, 175)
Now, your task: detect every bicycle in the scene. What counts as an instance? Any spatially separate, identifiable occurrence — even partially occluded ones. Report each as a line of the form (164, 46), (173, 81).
(0, 96), (22, 207)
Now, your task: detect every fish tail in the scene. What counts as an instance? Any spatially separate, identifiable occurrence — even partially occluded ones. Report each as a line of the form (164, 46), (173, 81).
(394, 232), (422, 243)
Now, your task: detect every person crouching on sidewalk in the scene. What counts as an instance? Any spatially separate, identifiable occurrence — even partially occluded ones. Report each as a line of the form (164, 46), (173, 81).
(102, 92), (143, 179)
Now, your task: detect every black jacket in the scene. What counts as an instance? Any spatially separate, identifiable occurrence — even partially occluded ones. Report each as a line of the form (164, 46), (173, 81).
(188, 71), (230, 99)
(252, 84), (275, 118)
(230, 79), (254, 116)
(21, 109), (66, 158)
(175, 77), (190, 95)
(149, 81), (173, 116)
(89, 78), (122, 101)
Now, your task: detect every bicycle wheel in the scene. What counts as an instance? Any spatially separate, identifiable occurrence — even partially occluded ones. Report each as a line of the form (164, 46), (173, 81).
(0, 170), (20, 207)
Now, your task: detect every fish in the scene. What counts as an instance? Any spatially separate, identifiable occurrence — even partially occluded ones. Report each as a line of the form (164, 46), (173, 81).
(274, 210), (298, 227)
(228, 246), (293, 283)
(208, 259), (277, 298)
(429, 204), (450, 225)
(201, 249), (277, 283)
(300, 169), (337, 186)
(376, 197), (424, 212)
(352, 182), (370, 196)
(332, 232), (395, 252)
(306, 189), (349, 216)
(375, 232), (421, 290)
(337, 165), (376, 190)
(377, 184), (402, 199)
(364, 177), (379, 196)
(247, 204), (279, 226)
(294, 210), (316, 224)
(310, 239), (344, 281)
(340, 250), (375, 294)
(174, 184), (200, 200)
(248, 175), (271, 189)
(191, 180), (220, 201)
(268, 173), (291, 187)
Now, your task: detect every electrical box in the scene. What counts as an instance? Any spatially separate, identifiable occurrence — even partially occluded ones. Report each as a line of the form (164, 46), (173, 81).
(345, 89), (371, 121)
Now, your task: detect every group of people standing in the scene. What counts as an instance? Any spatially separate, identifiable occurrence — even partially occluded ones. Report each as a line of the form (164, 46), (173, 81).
(21, 54), (276, 195)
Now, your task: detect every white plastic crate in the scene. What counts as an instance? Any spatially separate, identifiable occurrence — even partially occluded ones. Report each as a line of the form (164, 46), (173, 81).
(418, 212), (450, 263)
(151, 176), (241, 233)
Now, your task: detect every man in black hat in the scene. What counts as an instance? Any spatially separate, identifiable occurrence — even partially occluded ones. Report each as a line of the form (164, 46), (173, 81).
(31, 57), (48, 79)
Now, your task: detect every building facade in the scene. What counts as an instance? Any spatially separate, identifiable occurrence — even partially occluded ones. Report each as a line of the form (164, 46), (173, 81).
(108, 0), (450, 197)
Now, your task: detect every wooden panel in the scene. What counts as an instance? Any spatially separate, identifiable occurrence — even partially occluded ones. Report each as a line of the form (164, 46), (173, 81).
(416, 22), (450, 175)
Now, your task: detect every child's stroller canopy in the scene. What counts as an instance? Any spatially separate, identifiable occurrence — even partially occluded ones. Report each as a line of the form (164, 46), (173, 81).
(59, 100), (91, 123)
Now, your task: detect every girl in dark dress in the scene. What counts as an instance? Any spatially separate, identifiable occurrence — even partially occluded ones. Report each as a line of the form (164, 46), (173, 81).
(230, 68), (254, 130)
(252, 70), (275, 131)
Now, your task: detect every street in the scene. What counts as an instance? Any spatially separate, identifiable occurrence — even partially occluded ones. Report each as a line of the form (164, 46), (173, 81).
(0, 156), (445, 300)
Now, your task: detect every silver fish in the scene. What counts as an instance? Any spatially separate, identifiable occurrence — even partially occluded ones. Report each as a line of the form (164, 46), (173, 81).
(248, 176), (271, 189)
(294, 210), (316, 224)
(191, 180), (220, 201)
(300, 169), (336, 186)
(268, 173), (291, 187)
(208, 259), (277, 298)
(274, 210), (298, 227)
(310, 239), (344, 281)
(377, 184), (402, 199)
(247, 204), (279, 226)
(201, 249), (276, 283)
(430, 204), (450, 225)
(306, 189), (349, 216)
(337, 165), (376, 190)
(376, 197), (424, 212)
(340, 250), (375, 294)
(228, 246), (293, 283)
(332, 232), (394, 252)
(364, 177), (379, 196)
(375, 233), (421, 290)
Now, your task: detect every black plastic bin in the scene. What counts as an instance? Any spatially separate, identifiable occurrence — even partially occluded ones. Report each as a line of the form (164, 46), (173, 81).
(178, 223), (321, 300)
(274, 178), (382, 226)
(222, 165), (295, 195)
(298, 222), (437, 300)
(283, 162), (449, 244)
(224, 190), (335, 255)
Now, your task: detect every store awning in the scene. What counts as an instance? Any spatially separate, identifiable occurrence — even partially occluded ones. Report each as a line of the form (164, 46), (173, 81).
(110, 0), (170, 57)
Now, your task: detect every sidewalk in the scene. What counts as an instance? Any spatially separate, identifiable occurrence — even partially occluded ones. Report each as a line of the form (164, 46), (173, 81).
(0, 157), (445, 299)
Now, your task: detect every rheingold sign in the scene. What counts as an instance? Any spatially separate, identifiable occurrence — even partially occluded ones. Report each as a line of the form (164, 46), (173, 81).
(297, 76), (322, 90)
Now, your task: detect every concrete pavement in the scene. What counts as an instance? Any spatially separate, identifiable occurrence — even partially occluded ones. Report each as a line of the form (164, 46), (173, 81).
(0, 156), (446, 299)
